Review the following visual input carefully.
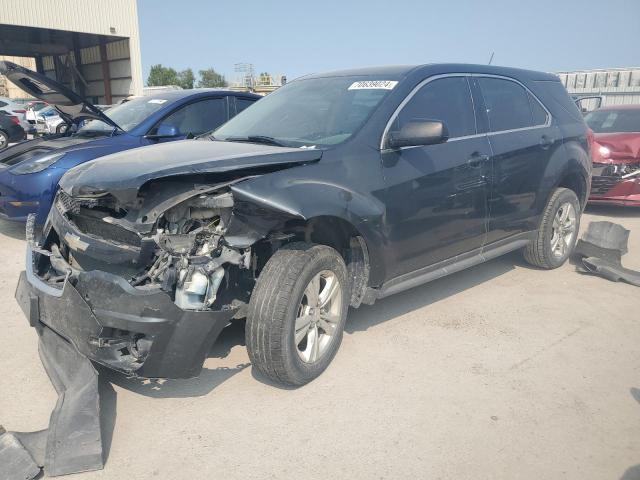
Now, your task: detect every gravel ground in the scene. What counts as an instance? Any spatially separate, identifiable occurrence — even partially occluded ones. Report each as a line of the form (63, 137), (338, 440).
(1, 205), (639, 480)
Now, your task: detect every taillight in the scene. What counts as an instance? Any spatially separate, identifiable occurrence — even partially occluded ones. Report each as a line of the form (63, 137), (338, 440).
(9, 116), (20, 125)
(12, 109), (26, 114)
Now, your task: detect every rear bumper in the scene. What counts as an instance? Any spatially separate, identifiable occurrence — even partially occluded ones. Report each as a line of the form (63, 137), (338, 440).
(15, 246), (237, 379)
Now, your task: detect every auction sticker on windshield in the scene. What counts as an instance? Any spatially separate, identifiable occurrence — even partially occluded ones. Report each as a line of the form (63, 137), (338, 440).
(348, 80), (398, 90)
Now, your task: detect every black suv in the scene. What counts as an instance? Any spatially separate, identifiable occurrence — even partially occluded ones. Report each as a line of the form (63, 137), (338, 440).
(17, 64), (591, 387)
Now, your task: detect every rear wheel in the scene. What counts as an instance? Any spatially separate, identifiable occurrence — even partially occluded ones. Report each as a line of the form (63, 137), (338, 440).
(524, 187), (581, 269)
(0, 130), (8, 150)
(246, 243), (349, 386)
(56, 123), (68, 134)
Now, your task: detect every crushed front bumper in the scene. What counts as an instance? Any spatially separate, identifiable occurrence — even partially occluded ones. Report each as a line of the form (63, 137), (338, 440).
(589, 165), (640, 207)
(16, 246), (238, 379)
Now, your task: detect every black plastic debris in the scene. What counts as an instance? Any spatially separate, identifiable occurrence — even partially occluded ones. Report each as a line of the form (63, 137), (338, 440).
(0, 326), (104, 478)
(574, 221), (640, 287)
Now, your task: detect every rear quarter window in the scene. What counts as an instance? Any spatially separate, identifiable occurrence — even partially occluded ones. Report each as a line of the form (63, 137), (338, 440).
(536, 81), (583, 123)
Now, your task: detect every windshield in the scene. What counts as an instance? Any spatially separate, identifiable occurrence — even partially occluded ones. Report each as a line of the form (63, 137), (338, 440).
(585, 109), (640, 133)
(214, 76), (394, 147)
(78, 96), (170, 133)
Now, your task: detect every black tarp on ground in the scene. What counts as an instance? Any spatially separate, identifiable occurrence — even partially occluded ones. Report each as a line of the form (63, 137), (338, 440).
(0, 326), (104, 478)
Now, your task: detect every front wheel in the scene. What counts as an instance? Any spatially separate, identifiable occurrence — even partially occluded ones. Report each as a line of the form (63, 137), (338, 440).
(246, 243), (349, 386)
(524, 187), (581, 269)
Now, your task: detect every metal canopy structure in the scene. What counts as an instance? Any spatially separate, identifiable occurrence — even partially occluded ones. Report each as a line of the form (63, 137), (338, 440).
(0, 0), (143, 104)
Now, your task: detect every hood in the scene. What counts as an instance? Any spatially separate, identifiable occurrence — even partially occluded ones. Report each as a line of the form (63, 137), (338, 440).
(59, 140), (322, 202)
(0, 135), (94, 167)
(0, 61), (121, 131)
(594, 132), (640, 163)
(0, 134), (138, 169)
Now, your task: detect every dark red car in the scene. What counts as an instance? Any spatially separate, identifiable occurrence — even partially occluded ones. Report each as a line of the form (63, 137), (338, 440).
(585, 104), (640, 206)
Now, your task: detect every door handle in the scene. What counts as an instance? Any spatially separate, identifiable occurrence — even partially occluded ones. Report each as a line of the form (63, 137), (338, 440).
(540, 135), (554, 149)
(467, 153), (489, 168)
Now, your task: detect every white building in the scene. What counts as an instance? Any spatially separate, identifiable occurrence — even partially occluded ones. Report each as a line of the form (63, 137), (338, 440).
(0, 0), (143, 104)
(557, 68), (640, 111)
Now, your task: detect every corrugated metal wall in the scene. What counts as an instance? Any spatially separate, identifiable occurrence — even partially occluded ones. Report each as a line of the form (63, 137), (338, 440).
(1, 0), (138, 36)
(41, 39), (134, 103)
(0, 0), (143, 98)
(557, 68), (640, 110)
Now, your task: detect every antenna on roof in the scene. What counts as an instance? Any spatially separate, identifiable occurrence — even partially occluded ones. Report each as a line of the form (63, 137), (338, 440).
(488, 52), (495, 65)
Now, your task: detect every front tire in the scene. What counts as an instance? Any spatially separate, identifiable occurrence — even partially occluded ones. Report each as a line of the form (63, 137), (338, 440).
(524, 187), (581, 269)
(246, 243), (349, 386)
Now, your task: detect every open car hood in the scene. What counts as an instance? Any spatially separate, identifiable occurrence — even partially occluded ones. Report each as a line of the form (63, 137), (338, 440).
(0, 61), (121, 131)
(59, 140), (322, 203)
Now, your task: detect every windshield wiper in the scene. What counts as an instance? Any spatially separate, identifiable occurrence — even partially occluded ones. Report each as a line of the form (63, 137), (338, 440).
(224, 135), (287, 147)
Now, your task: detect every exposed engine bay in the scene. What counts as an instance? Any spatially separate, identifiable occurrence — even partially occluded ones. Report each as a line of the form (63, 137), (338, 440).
(134, 189), (250, 310)
(37, 181), (259, 314)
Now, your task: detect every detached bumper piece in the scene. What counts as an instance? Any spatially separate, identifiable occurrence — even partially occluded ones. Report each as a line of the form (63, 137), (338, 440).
(574, 221), (640, 287)
(0, 327), (103, 479)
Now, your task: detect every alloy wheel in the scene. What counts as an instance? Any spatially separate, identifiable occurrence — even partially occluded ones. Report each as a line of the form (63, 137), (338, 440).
(295, 270), (343, 363)
(550, 202), (577, 258)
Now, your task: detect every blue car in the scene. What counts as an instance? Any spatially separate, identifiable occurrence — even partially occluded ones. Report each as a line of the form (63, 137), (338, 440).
(0, 61), (260, 222)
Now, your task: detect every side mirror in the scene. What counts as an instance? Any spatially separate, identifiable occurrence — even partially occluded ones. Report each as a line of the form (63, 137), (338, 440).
(147, 123), (180, 139)
(386, 120), (449, 149)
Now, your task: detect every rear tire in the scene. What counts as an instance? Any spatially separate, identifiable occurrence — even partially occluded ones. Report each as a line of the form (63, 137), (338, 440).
(56, 124), (68, 134)
(524, 187), (581, 269)
(246, 243), (349, 386)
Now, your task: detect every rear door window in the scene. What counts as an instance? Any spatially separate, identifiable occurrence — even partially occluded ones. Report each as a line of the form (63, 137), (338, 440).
(479, 77), (539, 132)
(528, 92), (549, 126)
(159, 97), (227, 136)
(393, 76), (477, 138)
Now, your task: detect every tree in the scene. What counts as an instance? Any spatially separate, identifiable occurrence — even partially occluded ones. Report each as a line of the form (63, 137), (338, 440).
(177, 68), (195, 89)
(197, 68), (227, 88)
(147, 64), (179, 87)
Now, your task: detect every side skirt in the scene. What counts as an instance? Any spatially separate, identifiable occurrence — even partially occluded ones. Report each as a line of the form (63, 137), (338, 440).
(363, 231), (535, 303)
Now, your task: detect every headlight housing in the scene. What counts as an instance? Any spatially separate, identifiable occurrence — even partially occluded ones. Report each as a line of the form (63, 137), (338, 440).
(598, 145), (611, 159)
(11, 151), (65, 175)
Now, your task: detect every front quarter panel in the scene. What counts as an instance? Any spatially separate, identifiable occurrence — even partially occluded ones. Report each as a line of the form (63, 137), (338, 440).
(227, 155), (389, 284)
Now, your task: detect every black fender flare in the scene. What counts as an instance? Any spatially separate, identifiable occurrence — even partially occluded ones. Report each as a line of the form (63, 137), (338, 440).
(226, 176), (388, 285)
(537, 139), (591, 216)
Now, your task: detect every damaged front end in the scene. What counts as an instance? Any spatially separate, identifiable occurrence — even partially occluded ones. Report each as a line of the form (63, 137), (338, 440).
(16, 176), (273, 380)
(590, 143), (640, 207)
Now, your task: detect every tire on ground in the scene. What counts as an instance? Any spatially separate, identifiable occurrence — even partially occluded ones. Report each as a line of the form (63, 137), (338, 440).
(0, 130), (8, 150)
(246, 242), (349, 386)
(524, 187), (581, 269)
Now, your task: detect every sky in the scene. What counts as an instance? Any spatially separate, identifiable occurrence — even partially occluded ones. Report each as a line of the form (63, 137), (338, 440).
(137, 0), (640, 85)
